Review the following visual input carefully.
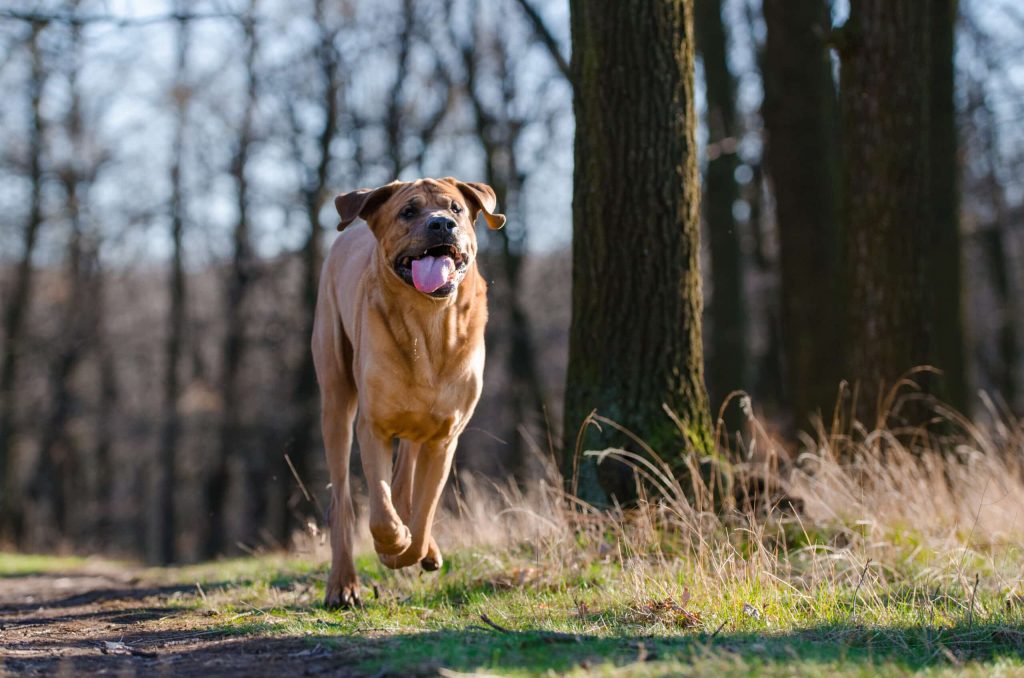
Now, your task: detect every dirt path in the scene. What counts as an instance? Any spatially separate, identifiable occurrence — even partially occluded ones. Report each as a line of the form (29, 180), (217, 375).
(0, 566), (363, 676)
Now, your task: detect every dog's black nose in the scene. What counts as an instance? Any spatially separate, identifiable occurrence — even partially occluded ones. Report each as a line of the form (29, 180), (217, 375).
(427, 217), (457, 233)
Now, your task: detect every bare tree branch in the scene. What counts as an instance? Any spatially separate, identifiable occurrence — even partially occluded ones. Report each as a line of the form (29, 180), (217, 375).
(511, 0), (570, 83)
(0, 9), (242, 27)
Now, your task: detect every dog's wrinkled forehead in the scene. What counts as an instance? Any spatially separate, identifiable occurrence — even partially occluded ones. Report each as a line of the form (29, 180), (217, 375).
(388, 180), (463, 212)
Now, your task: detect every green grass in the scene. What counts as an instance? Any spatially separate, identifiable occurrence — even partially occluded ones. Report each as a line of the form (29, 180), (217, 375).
(0, 551), (86, 575)
(147, 538), (1022, 677)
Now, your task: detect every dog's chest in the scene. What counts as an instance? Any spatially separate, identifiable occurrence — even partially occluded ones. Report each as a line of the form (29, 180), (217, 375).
(359, 322), (484, 443)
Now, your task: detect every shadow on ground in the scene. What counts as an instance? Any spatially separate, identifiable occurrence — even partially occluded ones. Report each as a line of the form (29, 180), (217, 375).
(5, 620), (1023, 676)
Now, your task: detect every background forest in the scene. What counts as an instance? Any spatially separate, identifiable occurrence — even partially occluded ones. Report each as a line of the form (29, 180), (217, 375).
(1, 0), (1023, 568)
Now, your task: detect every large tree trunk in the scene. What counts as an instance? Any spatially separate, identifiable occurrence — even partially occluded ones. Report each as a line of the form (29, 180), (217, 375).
(151, 13), (190, 564)
(761, 0), (841, 429)
(926, 0), (968, 413)
(0, 25), (46, 543)
(694, 0), (747, 418)
(564, 0), (713, 505)
(839, 1), (931, 425)
(206, 8), (258, 558)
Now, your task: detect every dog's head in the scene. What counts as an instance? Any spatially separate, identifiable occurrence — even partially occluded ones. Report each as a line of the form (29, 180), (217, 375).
(334, 178), (505, 299)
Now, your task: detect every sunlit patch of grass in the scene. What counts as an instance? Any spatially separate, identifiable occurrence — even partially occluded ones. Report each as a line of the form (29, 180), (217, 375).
(0, 551), (87, 575)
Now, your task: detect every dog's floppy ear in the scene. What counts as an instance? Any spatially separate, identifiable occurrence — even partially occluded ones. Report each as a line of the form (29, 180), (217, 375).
(443, 178), (506, 230)
(334, 182), (401, 231)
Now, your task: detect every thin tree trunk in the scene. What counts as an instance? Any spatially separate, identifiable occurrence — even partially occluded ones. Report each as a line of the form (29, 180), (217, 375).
(761, 0), (841, 429)
(91, 272), (118, 549)
(458, 10), (548, 483)
(31, 16), (91, 544)
(838, 1), (931, 426)
(384, 0), (413, 179)
(926, 0), (969, 413)
(0, 25), (46, 543)
(31, 180), (84, 540)
(282, 0), (338, 542)
(206, 6), (258, 558)
(972, 84), (1019, 412)
(151, 12), (190, 564)
(695, 0), (747, 417)
(564, 0), (713, 505)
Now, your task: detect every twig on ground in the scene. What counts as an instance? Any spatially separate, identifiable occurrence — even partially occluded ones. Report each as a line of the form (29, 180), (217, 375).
(479, 613), (513, 633)
(478, 613), (580, 643)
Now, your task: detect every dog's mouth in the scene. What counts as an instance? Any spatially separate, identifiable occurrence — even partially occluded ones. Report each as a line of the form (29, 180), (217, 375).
(394, 244), (469, 297)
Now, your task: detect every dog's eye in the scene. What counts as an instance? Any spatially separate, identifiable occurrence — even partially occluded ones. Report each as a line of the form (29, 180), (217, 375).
(401, 206), (416, 219)
(451, 202), (462, 214)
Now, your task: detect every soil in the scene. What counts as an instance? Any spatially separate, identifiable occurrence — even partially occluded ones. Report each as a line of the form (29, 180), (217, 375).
(0, 565), (367, 677)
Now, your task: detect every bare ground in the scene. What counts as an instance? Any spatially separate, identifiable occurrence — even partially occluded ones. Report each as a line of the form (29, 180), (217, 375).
(0, 564), (364, 677)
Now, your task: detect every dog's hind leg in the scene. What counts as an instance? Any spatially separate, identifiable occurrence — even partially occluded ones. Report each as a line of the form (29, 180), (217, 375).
(313, 286), (360, 609)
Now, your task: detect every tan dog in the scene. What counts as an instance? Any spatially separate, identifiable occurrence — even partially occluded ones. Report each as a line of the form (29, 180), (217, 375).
(312, 177), (504, 608)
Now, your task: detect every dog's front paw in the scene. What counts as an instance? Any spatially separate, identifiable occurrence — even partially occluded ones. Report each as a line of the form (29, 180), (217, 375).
(324, 579), (361, 610)
(420, 537), (443, 572)
(370, 520), (412, 556)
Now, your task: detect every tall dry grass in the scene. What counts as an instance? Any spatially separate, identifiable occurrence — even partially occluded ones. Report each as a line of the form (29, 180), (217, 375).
(423, 382), (1024, 613)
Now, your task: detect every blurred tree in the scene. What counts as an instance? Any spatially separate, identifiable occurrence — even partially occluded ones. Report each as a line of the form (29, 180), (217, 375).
(0, 23), (46, 542)
(564, 0), (713, 505)
(281, 0), (343, 543)
(30, 14), (103, 543)
(927, 0), (969, 413)
(453, 1), (549, 482)
(694, 0), (748, 422)
(206, 4), (259, 558)
(152, 9), (190, 565)
(962, 53), (1020, 413)
(838, 1), (932, 425)
(761, 0), (841, 429)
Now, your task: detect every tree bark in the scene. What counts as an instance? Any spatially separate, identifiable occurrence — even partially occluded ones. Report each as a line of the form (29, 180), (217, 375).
(694, 0), (747, 417)
(0, 25), (46, 542)
(839, 1), (931, 425)
(564, 0), (713, 505)
(761, 0), (841, 429)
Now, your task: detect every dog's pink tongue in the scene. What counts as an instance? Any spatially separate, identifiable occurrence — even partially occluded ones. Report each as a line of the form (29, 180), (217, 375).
(411, 255), (455, 294)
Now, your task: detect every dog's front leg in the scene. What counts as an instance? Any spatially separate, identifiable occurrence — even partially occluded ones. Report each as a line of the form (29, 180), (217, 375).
(392, 441), (443, 571)
(356, 416), (412, 558)
(380, 438), (456, 570)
